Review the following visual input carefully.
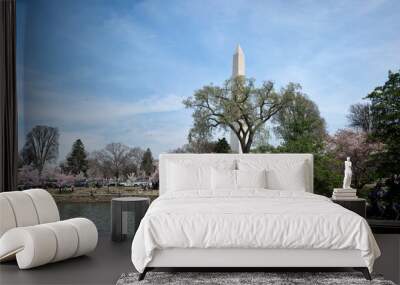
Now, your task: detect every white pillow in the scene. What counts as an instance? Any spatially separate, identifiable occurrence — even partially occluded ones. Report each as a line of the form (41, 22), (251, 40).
(237, 159), (308, 191)
(211, 168), (237, 191)
(236, 169), (267, 189)
(166, 159), (236, 193)
(266, 162), (306, 191)
(167, 162), (211, 192)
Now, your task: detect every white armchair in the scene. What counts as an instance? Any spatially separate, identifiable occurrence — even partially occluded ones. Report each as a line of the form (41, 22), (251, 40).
(0, 189), (98, 269)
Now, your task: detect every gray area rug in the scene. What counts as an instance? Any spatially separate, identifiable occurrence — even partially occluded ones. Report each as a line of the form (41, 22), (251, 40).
(116, 272), (396, 285)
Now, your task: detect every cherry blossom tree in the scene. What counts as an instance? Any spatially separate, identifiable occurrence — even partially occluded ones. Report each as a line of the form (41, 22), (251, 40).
(327, 129), (382, 189)
(18, 165), (41, 188)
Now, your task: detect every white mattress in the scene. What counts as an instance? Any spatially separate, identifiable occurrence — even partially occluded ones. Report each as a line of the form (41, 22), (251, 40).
(131, 190), (380, 273)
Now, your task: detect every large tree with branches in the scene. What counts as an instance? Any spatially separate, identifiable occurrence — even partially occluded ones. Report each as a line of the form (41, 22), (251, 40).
(21, 125), (59, 175)
(92, 143), (131, 179)
(347, 103), (373, 133)
(183, 76), (290, 153)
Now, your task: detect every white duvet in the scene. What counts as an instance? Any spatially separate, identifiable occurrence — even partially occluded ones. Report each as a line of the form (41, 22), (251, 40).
(131, 190), (380, 273)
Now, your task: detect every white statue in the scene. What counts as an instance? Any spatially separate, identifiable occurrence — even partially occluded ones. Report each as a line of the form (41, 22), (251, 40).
(342, 157), (353, 189)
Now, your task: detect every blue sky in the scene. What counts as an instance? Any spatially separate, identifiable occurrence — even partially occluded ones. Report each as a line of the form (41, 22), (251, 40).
(17, 0), (400, 160)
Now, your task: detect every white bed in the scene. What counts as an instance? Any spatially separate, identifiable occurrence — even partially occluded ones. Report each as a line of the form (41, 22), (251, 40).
(131, 154), (380, 280)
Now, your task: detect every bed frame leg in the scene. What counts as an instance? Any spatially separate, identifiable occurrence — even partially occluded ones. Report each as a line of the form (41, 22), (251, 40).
(138, 268), (148, 281)
(354, 267), (371, 280)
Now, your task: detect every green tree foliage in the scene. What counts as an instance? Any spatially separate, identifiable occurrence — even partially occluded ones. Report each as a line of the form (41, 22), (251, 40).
(366, 70), (400, 176)
(65, 139), (89, 176)
(273, 87), (327, 153)
(251, 144), (276, 153)
(270, 90), (342, 196)
(313, 154), (342, 197)
(180, 115), (216, 153)
(251, 124), (274, 153)
(253, 89), (340, 196)
(360, 70), (400, 220)
(213, 138), (231, 153)
(21, 125), (59, 175)
(186, 109), (216, 153)
(141, 148), (154, 176)
(184, 76), (290, 153)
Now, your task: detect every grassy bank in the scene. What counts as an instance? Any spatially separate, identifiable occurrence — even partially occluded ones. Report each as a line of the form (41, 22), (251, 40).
(46, 186), (159, 203)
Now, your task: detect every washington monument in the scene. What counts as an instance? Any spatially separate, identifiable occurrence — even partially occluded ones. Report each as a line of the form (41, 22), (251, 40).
(230, 45), (245, 153)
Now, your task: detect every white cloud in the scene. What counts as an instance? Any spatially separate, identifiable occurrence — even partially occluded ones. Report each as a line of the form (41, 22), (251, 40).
(26, 91), (185, 126)
(52, 111), (191, 160)
(77, 119), (187, 157)
(59, 131), (107, 160)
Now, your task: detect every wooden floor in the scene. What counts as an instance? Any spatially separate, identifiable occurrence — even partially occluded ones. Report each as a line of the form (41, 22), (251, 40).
(0, 235), (133, 285)
(1, 232), (398, 284)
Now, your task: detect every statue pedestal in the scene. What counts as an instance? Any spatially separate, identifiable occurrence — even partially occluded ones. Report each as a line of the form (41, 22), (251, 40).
(332, 188), (358, 200)
(333, 188), (356, 191)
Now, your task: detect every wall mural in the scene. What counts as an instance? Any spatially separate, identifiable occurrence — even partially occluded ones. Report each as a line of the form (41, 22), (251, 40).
(16, 0), (400, 230)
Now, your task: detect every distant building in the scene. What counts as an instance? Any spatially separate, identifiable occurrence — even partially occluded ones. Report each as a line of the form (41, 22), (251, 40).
(232, 44), (245, 77)
(230, 44), (246, 153)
